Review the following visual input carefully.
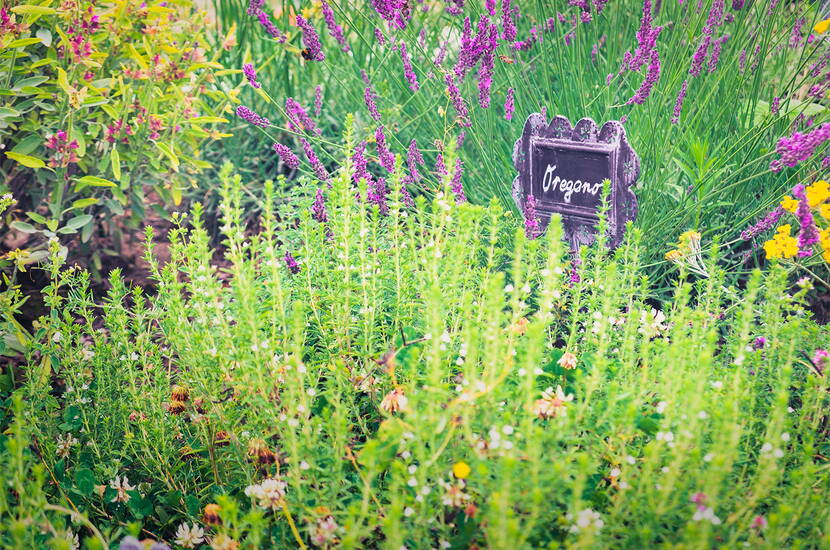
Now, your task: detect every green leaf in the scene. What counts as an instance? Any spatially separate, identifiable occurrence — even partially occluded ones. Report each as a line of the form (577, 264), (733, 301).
(36, 28), (52, 47)
(155, 142), (179, 171)
(5, 37), (42, 48)
(25, 211), (47, 224)
(188, 116), (228, 123)
(10, 5), (56, 15)
(74, 468), (95, 496)
(75, 175), (115, 190)
(12, 135), (42, 155)
(5, 152), (46, 169)
(111, 149), (121, 181)
(10, 221), (36, 233)
(72, 198), (98, 209)
(0, 107), (20, 119)
(64, 214), (93, 230)
(12, 76), (49, 90)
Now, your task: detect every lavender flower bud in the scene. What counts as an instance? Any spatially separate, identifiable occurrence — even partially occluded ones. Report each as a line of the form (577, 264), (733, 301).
(451, 158), (466, 203)
(273, 142), (300, 170)
(671, 79), (687, 124)
(284, 252), (300, 274)
(375, 125), (396, 172)
(300, 138), (329, 181)
(311, 188), (328, 222)
(407, 139), (425, 182)
(399, 42), (419, 91)
(364, 87), (381, 121)
(236, 105), (270, 128)
(243, 63), (261, 88)
(321, 0), (349, 52)
(296, 15), (325, 61)
(504, 87), (515, 120)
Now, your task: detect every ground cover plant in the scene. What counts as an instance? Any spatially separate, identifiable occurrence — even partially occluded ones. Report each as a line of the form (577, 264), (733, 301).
(2, 0), (830, 549)
(3, 141), (830, 548)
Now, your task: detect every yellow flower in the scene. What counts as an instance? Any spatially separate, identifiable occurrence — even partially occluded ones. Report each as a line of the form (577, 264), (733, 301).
(665, 249), (683, 261)
(781, 196), (799, 213)
(806, 180), (830, 207)
(815, 18), (830, 35)
(763, 225), (799, 260)
(821, 204), (830, 220)
(452, 461), (471, 479)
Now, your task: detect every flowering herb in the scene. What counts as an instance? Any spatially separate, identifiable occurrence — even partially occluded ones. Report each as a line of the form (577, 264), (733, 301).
(399, 42), (420, 91)
(321, 0), (349, 52)
(273, 143), (300, 170)
(243, 63), (261, 88)
(523, 194), (541, 238)
(311, 188), (328, 223)
(451, 158), (466, 203)
(236, 105), (270, 128)
(364, 87), (382, 121)
(375, 125), (396, 172)
(300, 138), (330, 181)
(504, 87), (515, 120)
(296, 15), (325, 61)
(283, 252), (300, 274)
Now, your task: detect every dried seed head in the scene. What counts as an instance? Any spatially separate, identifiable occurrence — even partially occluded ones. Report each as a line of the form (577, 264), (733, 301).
(172, 385), (190, 402)
(247, 438), (277, 465)
(167, 400), (187, 415)
(203, 503), (222, 525)
(214, 430), (230, 447)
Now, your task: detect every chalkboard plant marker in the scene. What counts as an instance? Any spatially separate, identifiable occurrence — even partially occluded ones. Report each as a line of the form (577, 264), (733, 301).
(512, 113), (640, 249)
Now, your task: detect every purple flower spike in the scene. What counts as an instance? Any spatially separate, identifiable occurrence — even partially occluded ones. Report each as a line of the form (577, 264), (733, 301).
(504, 87), (515, 121)
(740, 206), (783, 241)
(364, 87), (381, 121)
(273, 142), (300, 170)
(399, 42), (419, 91)
(627, 49), (661, 105)
(451, 158), (466, 203)
(257, 11), (286, 42)
(770, 123), (830, 171)
(243, 63), (261, 88)
(375, 125), (396, 172)
(524, 194), (541, 239)
(321, 0), (349, 52)
(445, 74), (471, 126)
(352, 141), (371, 184)
(314, 85), (323, 117)
(671, 80), (687, 124)
(284, 252), (300, 274)
(300, 138), (329, 181)
(311, 188), (328, 222)
(236, 105), (270, 128)
(793, 184), (820, 256)
(501, 0), (517, 42)
(407, 139), (425, 182)
(286, 98), (320, 136)
(367, 176), (389, 215)
(296, 15), (325, 61)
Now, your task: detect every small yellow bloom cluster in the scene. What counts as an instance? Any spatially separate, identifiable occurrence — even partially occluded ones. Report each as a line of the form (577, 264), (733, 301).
(816, 18), (830, 35)
(766, 181), (830, 263)
(665, 231), (709, 277)
(763, 225), (799, 259)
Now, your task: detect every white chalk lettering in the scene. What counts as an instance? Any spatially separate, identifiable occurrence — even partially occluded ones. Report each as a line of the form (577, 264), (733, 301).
(541, 163), (602, 203)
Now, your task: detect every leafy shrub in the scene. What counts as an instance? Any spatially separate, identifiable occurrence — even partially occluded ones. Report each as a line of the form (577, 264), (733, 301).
(11, 139), (830, 548)
(0, 0), (228, 268)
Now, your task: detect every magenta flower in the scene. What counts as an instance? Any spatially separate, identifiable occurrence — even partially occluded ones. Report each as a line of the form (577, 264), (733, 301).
(501, 0), (517, 42)
(399, 42), (419, 91)
(445, 74), (471, 127)
(284, 252), (300, 274)
(400, 179), (415, 207)
(314, 85), (323, 117)
(456, 131), (466, 149)
(352, 141), (371, 184)
(45, 130), (80, 167)
(286, 98), (320, 136)
(740, 206), (783, 241)
(435, 152), (447, 179)
(434, 40), (449, 65)
(273, 142), (300, 170)
(236, 105), (270, 128)
(813, 349), (829, 374)
(671, 80), (687, 124)
(486, 0), (496, 15)
(707, 34), (729, 73)
(364, 87), (381, 121)
(504, 88), (515, 121)
(793, 184), (820, 256)
(374, 27), (386, 46)
(367, 176), (389, 215)
(296, 15), (325, 61)
(626, 49), (660, 105)
(256, 11), (286, 42)
(771, 97), (781, 116)
(247, 0), (263, 16)
(407, 139), (425, 182)
(451, 158), (466, 203)
(243, 63), (261, 88)
(375, 125), (396, 172)
(300, 138), (329, 181)
(769, 123), (830, 171)
(311, 188), (328, 222)
(523, 194), (541, 239)
(321, 0), (349, 52)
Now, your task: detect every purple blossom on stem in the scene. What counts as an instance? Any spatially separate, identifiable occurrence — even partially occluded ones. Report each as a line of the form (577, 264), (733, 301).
(486, 0), (496, 15)
(243, 63), (261, 88)
(523, 194), (541, 239)
(286, 98), (320, 136)
(434, 40), (449, 65)
(707, 34), (729, 73)
(236, 105), (270, 128)
(367, 176), (389, 214)
(628, 0), (663, 72)
(740, 206), (783, 240)
(375, 125), (396, 172)
(284, 252), (300, 274)
(504, 87), (515, 120)
(321, 0), (349, 52)
(739, 48), (747, 72)
(273, 142), (300, 170)
(770, 123), (830, 171)
(445, 74), (471, 126)
(256, 11), (286, 41)
(793, 184), (821, 255)
(752, 336), (766, 350)
(296, 15), (325, 61)
(400, 180), (415, 207)
(689, 35), (711, 77)
(314, 85), (323, 117)
(352, 141), (371, 184)
(671, 79), (688, 124)
(407, 139), (425, 182)
(456, 131), (466, 149)
(374, 27), (386, 46)
(501, 0), (517, 42)
(247, 0), (264, 16)
(771, 97), (781, 115)
(435, 152), (447, 179)
(451, 158), (466, 203)
(445, 0), (465, 16)
(311, 188), (328, 222)
(731, 0), (744, 9)
(627, 49), (661, 105)
(364, 87), (381, 121)
(399, 42), (420, 91)
(300, 138), (330, 181)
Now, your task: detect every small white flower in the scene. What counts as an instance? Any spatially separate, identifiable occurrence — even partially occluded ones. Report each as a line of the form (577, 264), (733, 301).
(656, 401), (668, 414)
(174, 523), (205, 548)
(761, 443), (773, 453)
(299, 461), (310, 470)
(109, 476), (135, 503)
(711, 380), (723, 390)
(408, 465), (417, 474)
(625, 455), (636, 465)
(609, 468), (621, 478)
(703, 453), (714, 462)
(404, 506), (414, 517)
(502, 425), (514, 435)
(407, 477), (418, 487)
(781, 432), (791, 442)
(306, 388), (317, 397)
(698, 411), (708, 420)
(504, 284), (514, 293)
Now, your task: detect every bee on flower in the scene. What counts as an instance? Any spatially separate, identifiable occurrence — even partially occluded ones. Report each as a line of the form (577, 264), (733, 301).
(203, 503), (222, 525)
(247, 438), (278, 465)
(532, 385), (574, 419)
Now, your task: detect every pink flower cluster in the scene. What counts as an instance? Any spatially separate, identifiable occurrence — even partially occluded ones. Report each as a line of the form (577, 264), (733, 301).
(769, 123), (830, 171)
